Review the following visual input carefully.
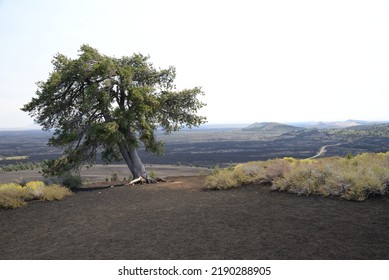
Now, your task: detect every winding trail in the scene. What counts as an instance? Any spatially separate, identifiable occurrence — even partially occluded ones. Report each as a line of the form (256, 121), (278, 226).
(307, 142), (346, 159)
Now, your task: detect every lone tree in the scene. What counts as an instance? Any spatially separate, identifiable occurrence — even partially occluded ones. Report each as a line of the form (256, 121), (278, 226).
(22, 45), (206, 181)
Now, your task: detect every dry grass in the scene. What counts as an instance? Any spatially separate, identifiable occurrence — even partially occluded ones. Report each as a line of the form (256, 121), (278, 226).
(205, 160), (285, 190)
(0, 181), (72, 209)
(205, 152), (389, 201)
(40, 185), (73, 201)
(0, 183), (30, 208)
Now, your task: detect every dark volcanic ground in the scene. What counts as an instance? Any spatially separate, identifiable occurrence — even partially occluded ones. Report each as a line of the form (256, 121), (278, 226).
(1, 176), (388, 260)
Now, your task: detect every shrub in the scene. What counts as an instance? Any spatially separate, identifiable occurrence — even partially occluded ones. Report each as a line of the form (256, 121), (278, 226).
(148, 170), (157, 180)
(0, 183), (30, 209)
(0, 181), (73, 209)
(40, 185), (73, 201)
(273, 152), (389, 201)
(0, 183), (23, 190)
(110, 172), (118, 181)
(205, 152), (389, 201)
(264, 159), (291, 181)
(25, 181), (45, 198)
(60, 173), (83, 188)
(0, 194), (27, 209)
(205, 168), (238, 190)
(205, 161), (269, 190)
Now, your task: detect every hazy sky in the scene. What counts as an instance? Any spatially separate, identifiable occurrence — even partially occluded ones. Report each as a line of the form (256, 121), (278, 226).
(1, 0), (389, 128)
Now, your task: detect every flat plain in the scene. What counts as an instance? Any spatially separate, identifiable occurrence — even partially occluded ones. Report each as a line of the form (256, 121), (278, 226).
(2, 124), (389, 168)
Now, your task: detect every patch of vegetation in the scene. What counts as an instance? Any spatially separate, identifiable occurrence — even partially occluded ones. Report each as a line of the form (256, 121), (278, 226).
(148, 170), (157, 180)
(205, 152), (389, 201)
(57, 173), (83, 189)
(0, 181), (72, 209)
(0, 161), (42, 173)
(110, 172), (119, 181)
(106, 172), (127, 182)
(206, 163), (266, 190)
(328, 123), (389, 138)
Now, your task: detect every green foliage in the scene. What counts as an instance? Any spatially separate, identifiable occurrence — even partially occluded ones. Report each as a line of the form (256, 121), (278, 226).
(346, 152), (354, 159)
(110, 172), (118, 181)
(148, 170), (157, 180)
(22, 45), (206, 177)
(59, 172), (83, 188)
(0, 161), (41, 173)
(328, 124), (389, 138)
(205, 152), (389, 201)
(41, 158), (83, 178)
(0, 181), (72, 209)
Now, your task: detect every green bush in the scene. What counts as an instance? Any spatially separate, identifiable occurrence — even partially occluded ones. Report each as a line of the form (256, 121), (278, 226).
(60, 173), (83, 188)
(205, 152), (389, 201)
(148, 170), (157, 180)
(110, 172), (118, 181)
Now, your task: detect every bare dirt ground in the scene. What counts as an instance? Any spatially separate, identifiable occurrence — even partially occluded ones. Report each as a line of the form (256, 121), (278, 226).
(0, 164), (210, 184)
(1, 176), (388, 260)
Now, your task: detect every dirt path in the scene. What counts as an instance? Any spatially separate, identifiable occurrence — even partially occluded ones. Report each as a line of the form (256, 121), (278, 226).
(307, 143), (346, 159)
(1, 176), (388, 259)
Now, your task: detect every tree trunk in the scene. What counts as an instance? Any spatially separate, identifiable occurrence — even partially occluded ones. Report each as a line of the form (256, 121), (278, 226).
(118, 143), (147, 179)
(128, 147), (147, 179)
(102, 113), (148, 180)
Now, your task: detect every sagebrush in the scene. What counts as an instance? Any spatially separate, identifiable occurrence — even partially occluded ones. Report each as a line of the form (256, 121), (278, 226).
(0, 181), (72, 209)
(205, 152), (389, 201)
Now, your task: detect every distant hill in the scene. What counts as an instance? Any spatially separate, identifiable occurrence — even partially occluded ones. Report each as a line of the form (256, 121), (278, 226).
(328, 123), (389, 137)
(242, 122), (304, 134)
(294, 120), (381, 129)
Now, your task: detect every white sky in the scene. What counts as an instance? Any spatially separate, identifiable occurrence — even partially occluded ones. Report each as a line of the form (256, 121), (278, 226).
(1, 0), (389, 128)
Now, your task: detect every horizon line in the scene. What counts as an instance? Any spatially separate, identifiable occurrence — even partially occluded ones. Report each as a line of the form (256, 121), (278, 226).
(1, 119), (389, 131)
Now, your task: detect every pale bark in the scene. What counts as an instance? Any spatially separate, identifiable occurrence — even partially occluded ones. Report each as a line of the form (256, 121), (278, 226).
(128, 147), (147, 178)
(129, 176), (146, 185)
(118, 143), (147, 179)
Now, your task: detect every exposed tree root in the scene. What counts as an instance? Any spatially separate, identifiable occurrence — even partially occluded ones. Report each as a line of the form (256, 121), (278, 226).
(127, 176), (167, 185)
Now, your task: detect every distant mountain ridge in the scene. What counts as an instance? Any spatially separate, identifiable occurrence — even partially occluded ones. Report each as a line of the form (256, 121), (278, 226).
(292, 120), (383, 129)
(242, 120), (389, 136)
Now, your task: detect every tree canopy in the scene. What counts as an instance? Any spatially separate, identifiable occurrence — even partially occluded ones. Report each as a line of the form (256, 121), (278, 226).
(22, 45), (206, 179)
